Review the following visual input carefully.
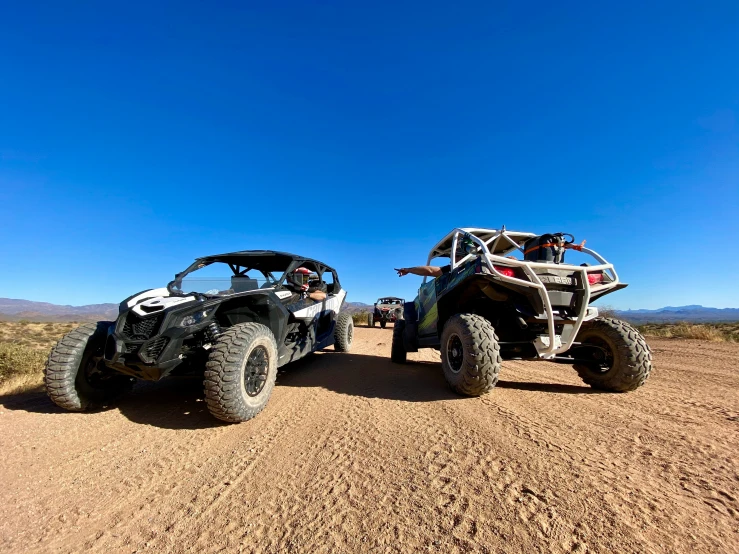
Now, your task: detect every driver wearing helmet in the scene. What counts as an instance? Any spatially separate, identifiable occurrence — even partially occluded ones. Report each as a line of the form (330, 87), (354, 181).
(395, 233), (479, 278)
(286, 267), (327, 303)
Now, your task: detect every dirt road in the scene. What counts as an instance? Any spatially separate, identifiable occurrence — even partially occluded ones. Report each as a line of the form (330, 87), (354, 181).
(1, 328), (737, 553)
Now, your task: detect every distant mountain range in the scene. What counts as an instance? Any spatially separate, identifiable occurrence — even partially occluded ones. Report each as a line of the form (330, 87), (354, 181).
(0, 297), (372, 322)
(0, 298), (119, 322)
(612, 305), (739, 323)
(0, 298), (736, 324)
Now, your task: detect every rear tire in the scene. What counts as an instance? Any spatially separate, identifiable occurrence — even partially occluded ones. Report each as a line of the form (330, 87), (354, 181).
(440, 314), (501, 396)
(45, 322), (133, 411)
(573, 317), (652, 392)
(367, 313), (374, 328)
(391, 320), (407, 363)
(204, 323), (278, 423)
(334, 312), (353, 352)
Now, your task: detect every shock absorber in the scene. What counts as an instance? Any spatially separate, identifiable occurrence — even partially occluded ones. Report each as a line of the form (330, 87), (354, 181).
(204, 321), (222, 343)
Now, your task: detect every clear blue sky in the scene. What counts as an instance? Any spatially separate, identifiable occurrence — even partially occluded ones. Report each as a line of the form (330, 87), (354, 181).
(1, 2), (737, 309)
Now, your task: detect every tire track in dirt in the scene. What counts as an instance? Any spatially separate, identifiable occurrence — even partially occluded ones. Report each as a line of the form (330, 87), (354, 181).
(0, 330), (737, 553)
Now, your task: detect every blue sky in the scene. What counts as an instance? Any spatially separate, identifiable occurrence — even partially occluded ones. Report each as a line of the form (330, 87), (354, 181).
(1, 2), (737, 309)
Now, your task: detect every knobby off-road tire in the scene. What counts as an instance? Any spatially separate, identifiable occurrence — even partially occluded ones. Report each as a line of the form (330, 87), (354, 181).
(574, 317), (652, 392)
(334, 312), (353, 352)
(367, 313), (374, 328)
(204, 323), (278, 423)
(440, 314), (501, 396)
(45, 321), (133, 411)
(391, 320), (407, 364)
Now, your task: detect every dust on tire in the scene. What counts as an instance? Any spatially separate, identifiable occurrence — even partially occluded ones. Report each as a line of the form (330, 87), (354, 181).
(204, 322), (278, 423)
(574, 317), (652, 392)
(45, 321), (133, 411)
(440, 313), (501, 396)
(334, 311), (353, 352)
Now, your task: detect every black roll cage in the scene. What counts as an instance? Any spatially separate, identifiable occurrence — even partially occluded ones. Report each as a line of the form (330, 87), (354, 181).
(167, 250), (340, 296)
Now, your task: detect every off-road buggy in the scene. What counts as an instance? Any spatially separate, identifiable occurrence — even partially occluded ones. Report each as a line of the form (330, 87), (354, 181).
(368, 297), (404, 328)
(392, 228), (652, 395)
(45, 251), (353, 422)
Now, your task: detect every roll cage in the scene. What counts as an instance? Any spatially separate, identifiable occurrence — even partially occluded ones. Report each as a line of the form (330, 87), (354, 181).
(168, 250), (340, 297)
(376, 297), (404, 305)
(426, 228), (621, 359)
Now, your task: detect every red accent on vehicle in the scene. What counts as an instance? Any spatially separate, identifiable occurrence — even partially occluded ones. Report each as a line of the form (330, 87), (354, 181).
(493, 265), (516, 277)
(587, 272), (603, 285)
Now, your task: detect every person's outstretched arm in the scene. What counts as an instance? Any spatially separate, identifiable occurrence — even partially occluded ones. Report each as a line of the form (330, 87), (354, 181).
(395, 266), (443, 278)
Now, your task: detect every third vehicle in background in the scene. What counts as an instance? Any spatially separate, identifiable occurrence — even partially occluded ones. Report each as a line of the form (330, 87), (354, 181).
(368, 297), (404, 328)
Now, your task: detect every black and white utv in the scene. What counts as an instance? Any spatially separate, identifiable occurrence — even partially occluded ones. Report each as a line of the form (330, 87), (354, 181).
(45, 251), (353, 423)
(393, 228), (652, 396)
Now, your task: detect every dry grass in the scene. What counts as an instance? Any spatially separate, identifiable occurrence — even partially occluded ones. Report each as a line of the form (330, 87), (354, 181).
(351, 312), (370, 326)
(0, 321), (77, 351)
(0, 342), (48, 393)
(636, 322), (739, 343)
(0, 321), (76, 393)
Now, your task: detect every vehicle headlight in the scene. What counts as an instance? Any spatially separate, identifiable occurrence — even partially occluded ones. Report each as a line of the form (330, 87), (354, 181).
(178, 308), (215, 327)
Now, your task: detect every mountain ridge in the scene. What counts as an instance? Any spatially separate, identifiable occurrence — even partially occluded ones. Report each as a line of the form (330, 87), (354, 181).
(0, 297), (372, 321)
(0, 298), (737, 323)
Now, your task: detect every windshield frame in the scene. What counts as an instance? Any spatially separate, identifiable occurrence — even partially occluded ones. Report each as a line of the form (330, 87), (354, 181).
(167, 252), (339, 297)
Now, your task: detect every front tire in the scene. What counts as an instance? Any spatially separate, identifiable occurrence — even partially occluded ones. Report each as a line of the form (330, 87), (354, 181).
(334, 312), (353, 352)
(367, 312), (374, 328)
(440, 314), (501, 396)
(573, 317), (652, 392)
(204, 323), (278, 423)
(391, 320), (407, 363)
(45, 322), (133, 411)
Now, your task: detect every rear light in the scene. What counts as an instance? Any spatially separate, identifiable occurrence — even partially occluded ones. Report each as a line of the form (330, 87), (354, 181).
(494, 265), (516, 278)
(587, 272), (603, 285)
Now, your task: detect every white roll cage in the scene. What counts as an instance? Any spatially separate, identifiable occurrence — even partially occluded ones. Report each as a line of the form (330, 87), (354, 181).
(426, 228), (620, 359)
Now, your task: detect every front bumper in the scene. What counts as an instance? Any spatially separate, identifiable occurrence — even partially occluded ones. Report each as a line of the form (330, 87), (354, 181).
(102, 309), (212, 381)
(376, 309), (401, 321)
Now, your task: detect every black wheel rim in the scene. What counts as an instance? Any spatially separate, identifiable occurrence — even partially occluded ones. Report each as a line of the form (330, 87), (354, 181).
(447, 334), (464, 373)
(245, 346), (269, 397)
(583, 337), (614, 374)
(81, 345), (118, 390)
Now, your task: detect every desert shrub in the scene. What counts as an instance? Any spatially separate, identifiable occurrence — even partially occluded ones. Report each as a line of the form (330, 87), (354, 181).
(637, 323), (737, 342)
(0, 342), (47, 383)
(595, 305), (619, 319)
(352, 312), (369, 325)
(0, 322), (71, 351)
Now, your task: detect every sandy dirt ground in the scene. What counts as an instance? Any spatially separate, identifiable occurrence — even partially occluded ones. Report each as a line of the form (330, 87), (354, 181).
(1, 328), (737, 554)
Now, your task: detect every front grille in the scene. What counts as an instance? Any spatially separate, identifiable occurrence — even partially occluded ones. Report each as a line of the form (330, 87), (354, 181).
(122, 313), (163, 340)
(143, 337), (169, 362)
(124, 343), (140, 354)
